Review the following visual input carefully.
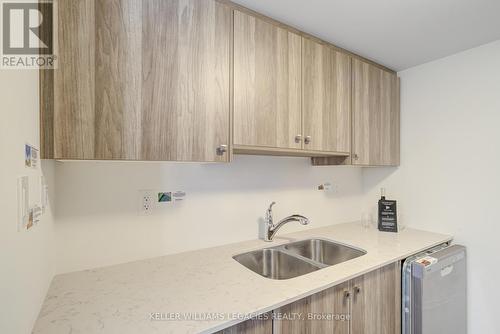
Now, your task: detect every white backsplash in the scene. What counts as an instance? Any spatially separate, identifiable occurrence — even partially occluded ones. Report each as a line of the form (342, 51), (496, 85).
(54, 155), (365, 273)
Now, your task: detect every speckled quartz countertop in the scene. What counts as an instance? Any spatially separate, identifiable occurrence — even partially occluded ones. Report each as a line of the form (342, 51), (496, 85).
(33, 222), (452, 334)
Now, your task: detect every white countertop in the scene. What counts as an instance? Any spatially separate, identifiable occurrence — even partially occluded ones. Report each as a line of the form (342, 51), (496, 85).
(33, 222), (452, 334)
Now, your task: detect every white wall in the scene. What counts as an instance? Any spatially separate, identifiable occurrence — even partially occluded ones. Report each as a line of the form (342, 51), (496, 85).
(363, 40), (500, 333)
(0, 70), (56, 334)
(54, 157), (365, 273)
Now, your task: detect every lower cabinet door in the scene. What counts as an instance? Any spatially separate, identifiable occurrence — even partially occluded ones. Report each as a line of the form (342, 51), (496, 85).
(350, 262), (402, 334)
(219, 314), (272, 334)
(218, 262), (401, 334)
(273, 282), (350, 334)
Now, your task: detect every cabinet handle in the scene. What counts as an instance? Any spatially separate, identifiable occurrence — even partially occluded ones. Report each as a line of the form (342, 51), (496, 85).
(294, 135), (303, 143)
(354, 286), (361, 294)
(304, 136), (311, 145)
(353, 153), (359, 161)
(343, 290), (351, 299)
(216, 145), (228, 156)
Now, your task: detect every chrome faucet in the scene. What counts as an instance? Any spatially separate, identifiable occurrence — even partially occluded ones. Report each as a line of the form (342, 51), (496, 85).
(264, 202), (310, 242)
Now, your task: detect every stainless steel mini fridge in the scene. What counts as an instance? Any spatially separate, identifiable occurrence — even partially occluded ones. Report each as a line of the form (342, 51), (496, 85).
(402, 244), (467, 334)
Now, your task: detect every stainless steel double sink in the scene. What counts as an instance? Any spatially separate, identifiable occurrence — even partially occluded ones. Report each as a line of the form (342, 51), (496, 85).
(233, 239), (366, 280)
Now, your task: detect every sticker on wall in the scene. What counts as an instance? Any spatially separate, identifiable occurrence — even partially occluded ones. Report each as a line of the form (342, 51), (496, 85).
(155, 191), (186, 205)
(24, 145), (31, 167)
(41, 176), (49, 213)
(158, 192), (172, 204)
(26, 206), (41, 230)
(17, 172), (46, 231)
(31, 205), (42, 226)
(27, 209), (34, 229)
(25, 143), (39, 169)
(172, 191), (186, 203)
(17, 176), (29, 231)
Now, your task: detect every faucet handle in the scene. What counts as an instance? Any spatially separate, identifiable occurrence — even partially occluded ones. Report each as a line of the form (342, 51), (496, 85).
(266, 202), (276, 225)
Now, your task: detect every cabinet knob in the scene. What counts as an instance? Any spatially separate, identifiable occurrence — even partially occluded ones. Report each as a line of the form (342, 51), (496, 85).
(343, 290), (351, 299)
(353, 153), (359, 160)
(216, 145), (228, 156)
(295, 135), (303, 143)
(304, 136), (312, 145)
(354, 286), (361, 294)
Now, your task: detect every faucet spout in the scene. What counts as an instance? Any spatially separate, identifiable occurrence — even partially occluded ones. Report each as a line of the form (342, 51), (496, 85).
(264, 203), (310, 242)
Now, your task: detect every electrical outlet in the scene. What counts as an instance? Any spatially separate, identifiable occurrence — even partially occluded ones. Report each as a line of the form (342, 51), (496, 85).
(139, 190), (154, 215)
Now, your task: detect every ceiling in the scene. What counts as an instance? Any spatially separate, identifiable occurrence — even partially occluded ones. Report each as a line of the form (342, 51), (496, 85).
(231, 0), (500, 71)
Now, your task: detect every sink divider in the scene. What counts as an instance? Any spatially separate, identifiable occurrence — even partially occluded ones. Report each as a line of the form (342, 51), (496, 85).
(265, 244), (330, 269)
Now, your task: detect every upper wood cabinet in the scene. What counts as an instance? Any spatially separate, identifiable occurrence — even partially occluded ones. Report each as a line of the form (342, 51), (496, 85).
(233, 10), (302, 150)
(42, 0), (399, 164)
(302, 38), (351, 153)
(42, 0), (231, 162)
(352, 59), (400, 166)
(233, 11), (352, 156)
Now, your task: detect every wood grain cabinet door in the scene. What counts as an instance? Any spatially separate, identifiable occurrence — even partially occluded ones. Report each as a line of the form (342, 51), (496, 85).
(233, 10), (302, 149)
(273, 282), (350, 334)
(47, 0), (231, 162)
(217, 314), (272, 334)
(141, 0), (231, 162)
(302, 38), (351, 153)
(350, 262), (402, 334)
(352, 59), (400, 166)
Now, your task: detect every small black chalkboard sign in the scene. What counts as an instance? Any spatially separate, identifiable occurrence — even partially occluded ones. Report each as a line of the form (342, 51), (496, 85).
(378, 190), (398, 232)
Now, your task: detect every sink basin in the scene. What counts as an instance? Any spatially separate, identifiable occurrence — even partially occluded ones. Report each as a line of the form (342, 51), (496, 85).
(234, 239), (366, 280)
(284, 239), (366, 266)
(233, 249), (321, 280)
